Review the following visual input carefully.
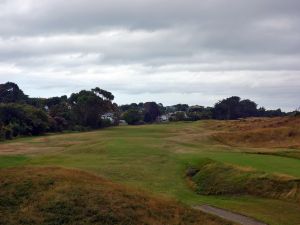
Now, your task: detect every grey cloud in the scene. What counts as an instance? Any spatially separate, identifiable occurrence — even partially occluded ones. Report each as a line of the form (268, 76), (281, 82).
(0, 0), (299, 111)
(1, 0), (300, 33)
(1, 30), (300, 71)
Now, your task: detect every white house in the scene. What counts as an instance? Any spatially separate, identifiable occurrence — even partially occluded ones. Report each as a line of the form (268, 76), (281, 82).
(101, 113), (115, 122)
(157, 114), (170, 122)
(119, 120), (128, 125)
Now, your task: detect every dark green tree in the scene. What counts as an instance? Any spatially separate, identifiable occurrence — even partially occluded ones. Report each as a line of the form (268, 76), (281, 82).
(69, 88), (114, 128)
(188, 106), (213, 120)
(174, 104), (189, 112)
(0, 103), (49, 138)
(123, 109), (142, 125)
(213, 96), (259, 120)
(239, 99), (258, 117)
(143, 102), (161, 123)
(0, 82), (28, 103)
(27, 98), (46, 108)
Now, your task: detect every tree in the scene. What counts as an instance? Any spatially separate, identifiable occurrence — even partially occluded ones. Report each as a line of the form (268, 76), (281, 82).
(45, 96), (67, 108)
(188, 105), (204, 113)
(69, 88), (114, 128)
(0, 82), (119, 140)
(27, 98), (46, 108)
(92, 87), (114, 101)
(174, 104), (189, 112)
(187, 106), (213, 120)
(171, 111), (186, 121)
(213, 96), (259, 120)
(143, 102), (161, 123)
(239, 99), (258, 118)
(264, 109), (285, 117)
(257, 107), (266, 117)
(119, 103), (140, 113)
(119, 104), (131, 112)
(0, 103), (49, 138)
(158, 103), (166, 115)
(0, 82), (28, 103)
(123, 109), (142, 125)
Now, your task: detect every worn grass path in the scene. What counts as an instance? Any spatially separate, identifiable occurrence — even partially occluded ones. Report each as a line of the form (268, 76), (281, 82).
(195, 205), (268, 225)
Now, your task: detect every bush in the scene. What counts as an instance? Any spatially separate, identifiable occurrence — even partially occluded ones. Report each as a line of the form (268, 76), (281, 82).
(72, 125), (89, 132)
(4, 126), (13, 140)
(122, 109), (142, 125)
(0, 103), (49, 140)
(99, 119), (112, 128)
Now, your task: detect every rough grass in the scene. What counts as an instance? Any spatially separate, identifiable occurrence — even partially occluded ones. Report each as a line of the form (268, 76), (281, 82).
(1, 119), (300, 225)
(211, 116), (300, 148)
(0, 167), (232, 225)
(188, 159), (300, 201)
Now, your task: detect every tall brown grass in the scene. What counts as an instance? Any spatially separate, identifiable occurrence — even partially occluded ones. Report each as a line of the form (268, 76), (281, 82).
(211, 116), (300, 148)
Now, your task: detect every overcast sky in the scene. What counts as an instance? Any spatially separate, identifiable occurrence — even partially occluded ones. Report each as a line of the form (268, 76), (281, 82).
(0, 0), (299, 110)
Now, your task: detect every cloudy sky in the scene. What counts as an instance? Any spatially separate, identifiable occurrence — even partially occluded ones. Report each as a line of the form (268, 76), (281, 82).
(0, 0), (299, 110)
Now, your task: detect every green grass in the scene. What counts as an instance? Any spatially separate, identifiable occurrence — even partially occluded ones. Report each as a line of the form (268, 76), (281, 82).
(180, 152), (300, 177)
(0, 155), (29, 168)
(189, 159), (300, 200)
(1, 122), (300, 225)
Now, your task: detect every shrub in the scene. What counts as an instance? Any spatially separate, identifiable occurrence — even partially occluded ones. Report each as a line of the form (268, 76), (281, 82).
(122, 109), (142, 125)
(0, 103), (49, 140)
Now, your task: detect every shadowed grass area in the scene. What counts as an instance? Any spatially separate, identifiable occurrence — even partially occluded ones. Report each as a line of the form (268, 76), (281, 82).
(1, 119), (300, 225)
(0, 167), (232, 225)
(188, 159), (300, 201)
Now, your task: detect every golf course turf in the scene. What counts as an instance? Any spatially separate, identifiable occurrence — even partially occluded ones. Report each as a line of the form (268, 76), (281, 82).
(1, 118), (300, 225)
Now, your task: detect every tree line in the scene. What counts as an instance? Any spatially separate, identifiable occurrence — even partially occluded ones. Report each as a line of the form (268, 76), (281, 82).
(0, 82), (118, 140)
(0, 82), (292, 140)
(118, 97), (288, 124)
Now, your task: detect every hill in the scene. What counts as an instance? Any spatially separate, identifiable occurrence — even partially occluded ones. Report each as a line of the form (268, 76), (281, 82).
(1, 118), (300, 225)
(211, 116), (300, 149)
(0, 167), (232, 225)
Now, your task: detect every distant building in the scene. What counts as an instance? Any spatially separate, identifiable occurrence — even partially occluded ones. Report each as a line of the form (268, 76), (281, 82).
(101, 113), (115, 123)
(159, 114), (169, 122)
(119, 120), (128, 126)
(168, 111), (189, 121)
(157, 114), (170, 122)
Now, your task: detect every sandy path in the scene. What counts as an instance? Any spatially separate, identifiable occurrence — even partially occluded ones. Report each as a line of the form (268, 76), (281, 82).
(194, 205), (268, 225)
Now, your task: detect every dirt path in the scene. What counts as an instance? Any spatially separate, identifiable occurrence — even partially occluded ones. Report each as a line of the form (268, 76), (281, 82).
(194, 205), (268, 225)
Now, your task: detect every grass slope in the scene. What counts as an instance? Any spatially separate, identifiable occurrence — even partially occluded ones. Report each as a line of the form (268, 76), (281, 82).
(0, 167), (231, 225)
(188, 159), (300, 201)
(212, 116), (300, 148)
(1, 117), (300, 225)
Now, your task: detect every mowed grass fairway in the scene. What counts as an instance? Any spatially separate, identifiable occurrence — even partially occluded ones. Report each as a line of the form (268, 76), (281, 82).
(1, 120), (300, 225)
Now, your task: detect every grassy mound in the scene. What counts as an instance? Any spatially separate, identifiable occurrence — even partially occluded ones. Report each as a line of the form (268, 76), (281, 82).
(211, 116), (300, 148)
(0, 167), (231, 225)
(187, 159), (300, 201)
